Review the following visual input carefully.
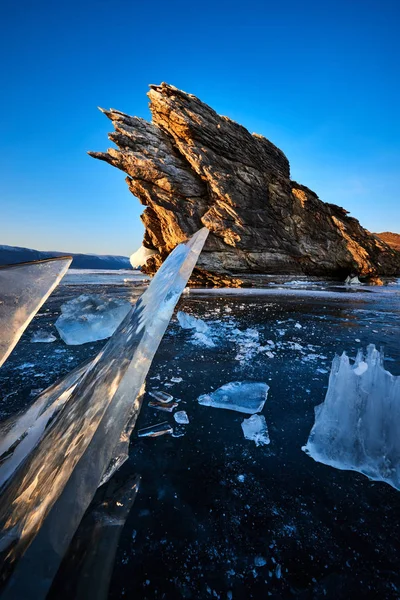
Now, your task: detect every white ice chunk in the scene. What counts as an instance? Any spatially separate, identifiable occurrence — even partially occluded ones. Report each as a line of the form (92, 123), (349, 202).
(30, 330), (56, 343)
(345, 275), (361, 285)
(241, 414), (270, 446)
(55, 294), (131, 345)
(177, 311), (209, 333)
(129, 245), (157, 268)
(198, 381), (269, 414)
(174, 410), (189, 424)
(303, 344), (400, 490)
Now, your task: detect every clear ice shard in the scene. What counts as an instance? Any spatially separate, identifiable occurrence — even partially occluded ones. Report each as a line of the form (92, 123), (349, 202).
(0, 360), (91, 489)
(138, 422), (173, 438)
(47, 473), (141, 600)
(55, 294), (132, 345)
(30, 330), (57, 343)
(0, 227), (208, 598)
(149, 390), (174, 403)
(198, 381), (269, 414)
(174, 410), (189, 424)
(148, 399), (178, 412)
(241, 414), (270, 446)
(303, 344), (400, 490)
(0, 257), (72, 367)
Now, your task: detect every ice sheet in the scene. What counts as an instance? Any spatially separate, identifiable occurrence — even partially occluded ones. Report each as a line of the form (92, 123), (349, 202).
(303, 345), (400, 490)
(0, 228), (208, 598)
(0, 257), (72, 367)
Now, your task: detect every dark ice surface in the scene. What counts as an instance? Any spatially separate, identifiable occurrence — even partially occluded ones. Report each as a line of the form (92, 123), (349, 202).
(1, 272), (399, 599)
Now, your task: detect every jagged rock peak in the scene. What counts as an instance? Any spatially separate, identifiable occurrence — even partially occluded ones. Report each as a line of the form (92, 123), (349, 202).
(89, 83), (400, 284)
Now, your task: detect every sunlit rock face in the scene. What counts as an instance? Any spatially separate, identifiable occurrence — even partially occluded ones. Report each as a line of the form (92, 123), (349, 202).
(89, 83), (400, 284)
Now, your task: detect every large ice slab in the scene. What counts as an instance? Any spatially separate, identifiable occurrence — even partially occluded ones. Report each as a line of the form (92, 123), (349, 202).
(0, 257), (71, 367)
(198, 381), (269, 414)
(303, 344), (400, 490)
(0, 228), (208, 598)
(55, 294), (132, 345)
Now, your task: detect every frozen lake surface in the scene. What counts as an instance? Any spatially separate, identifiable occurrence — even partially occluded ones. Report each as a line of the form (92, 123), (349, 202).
(1, 271), (399, 598)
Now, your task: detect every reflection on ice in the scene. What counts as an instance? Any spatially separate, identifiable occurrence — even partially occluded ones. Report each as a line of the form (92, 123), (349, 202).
(0, 228), (208, 598)
(303, 345), (400, 490)
(48, 473), (141, 600)
(198, 381), (269, 414)
(0, 257), (72, 367)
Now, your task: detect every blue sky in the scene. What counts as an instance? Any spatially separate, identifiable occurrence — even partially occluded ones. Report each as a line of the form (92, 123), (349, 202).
(1, 0), (399, 256)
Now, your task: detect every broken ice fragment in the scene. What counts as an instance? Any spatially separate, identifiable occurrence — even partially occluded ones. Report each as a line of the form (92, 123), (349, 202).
(149, 390), (174, 403)
(55, 294), (131, 345)
(0, 257), (71, 367)
(170, 377), (183, 383)
(198, 382), (269, 414)
(138, 422), (173, 438)
(174, 410), (189, 424)
(30, 330), (57, 343)
(148, 400), (178, 412)
(241, 414), (270, 446)
(303, 344), (400, 491)
(177, 311), (209, 333)
(254, 556), (267, 567)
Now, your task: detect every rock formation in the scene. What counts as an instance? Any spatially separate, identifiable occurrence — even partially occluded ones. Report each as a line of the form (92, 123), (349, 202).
(89, 83), (400, 284)
(375, 232), (400, 252)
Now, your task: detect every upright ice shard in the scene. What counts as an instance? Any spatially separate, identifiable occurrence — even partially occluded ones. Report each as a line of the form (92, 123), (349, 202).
(0, 257), (72, 367)
(303, 345), (400, 490)
(0, 228), (208, 598)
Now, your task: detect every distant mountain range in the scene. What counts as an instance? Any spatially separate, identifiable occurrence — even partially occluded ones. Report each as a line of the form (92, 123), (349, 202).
(375, 232), (400, 252)
(0, 244), (132, 270)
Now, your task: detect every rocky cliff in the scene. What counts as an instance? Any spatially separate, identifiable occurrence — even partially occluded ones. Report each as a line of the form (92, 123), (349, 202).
(375, 232), (400, 252)
(89, 83), (400, 284)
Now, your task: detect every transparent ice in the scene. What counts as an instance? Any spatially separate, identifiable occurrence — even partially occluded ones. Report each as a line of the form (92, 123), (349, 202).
(30, 330), (57, 343)
(198, 381), (269, 414)
(0, 228), (208, 597)
(138, 422), (173, 438)
(55, 294), (131, 345)
(177, 311), (209, 333)
(174, 410), (189, 424)
(241, 414), (270, 446)
(303, 344), (400, 490)
(0, 257), (71, 367)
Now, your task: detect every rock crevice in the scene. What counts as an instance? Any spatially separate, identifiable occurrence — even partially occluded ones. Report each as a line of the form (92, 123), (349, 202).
(89, 83), (400, 283)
